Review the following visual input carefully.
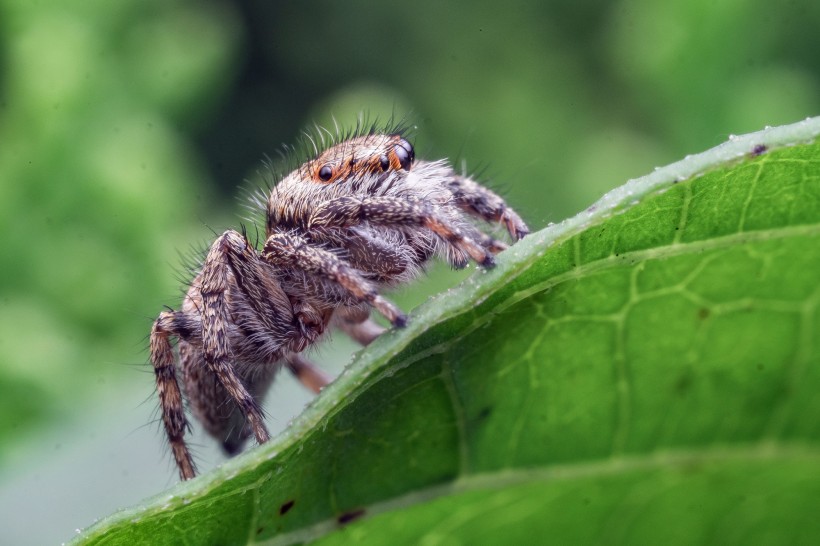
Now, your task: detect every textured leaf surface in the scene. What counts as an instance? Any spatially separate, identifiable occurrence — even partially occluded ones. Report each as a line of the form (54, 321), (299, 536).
(74, 118), (820, 545)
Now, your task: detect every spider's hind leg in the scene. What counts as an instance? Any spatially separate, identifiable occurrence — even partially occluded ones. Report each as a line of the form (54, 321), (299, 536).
(150, 310), (196, 480)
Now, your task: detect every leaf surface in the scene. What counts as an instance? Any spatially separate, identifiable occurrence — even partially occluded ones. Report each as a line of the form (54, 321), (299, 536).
(74, 117), (820, 546)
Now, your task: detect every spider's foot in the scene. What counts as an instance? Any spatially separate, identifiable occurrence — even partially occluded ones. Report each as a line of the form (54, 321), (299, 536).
(505, 215), (530, 240)
(392, 313), (408, 328)
(372, 295), (406, 327)
(480, 253), (496, 269)
(486, 239), (508, 254)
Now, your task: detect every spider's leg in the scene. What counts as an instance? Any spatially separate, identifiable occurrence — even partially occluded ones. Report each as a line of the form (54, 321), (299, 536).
(284, 352), (332, 394)
(284, 307), (384, 395)
(199, 230), (272, 447)
(177, 341), (271, 456)
(472, 230), (509, 255)
(343, 229), (414, 282)
(262, 231), (407, 327)
(338, 317), (385, 346)
(447, 175), (529, 240)
(150, 311), (196, 480)
(189, 229), (329, 454)
(307, 196), (496, 267)
(333, 306), (386, 346)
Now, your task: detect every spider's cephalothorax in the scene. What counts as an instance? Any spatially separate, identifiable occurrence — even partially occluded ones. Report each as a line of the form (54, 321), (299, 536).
(150, 129), (529, 480)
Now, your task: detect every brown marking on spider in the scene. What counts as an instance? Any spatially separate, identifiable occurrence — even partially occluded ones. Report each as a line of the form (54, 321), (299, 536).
(305, 134), (415, 184)
(150, 127), (529, 480)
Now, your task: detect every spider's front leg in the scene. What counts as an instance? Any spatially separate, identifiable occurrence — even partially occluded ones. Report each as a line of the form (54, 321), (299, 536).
(307, 196), (497, 267)
(262, 231), (407, 327)
(447, 174), (530, 241)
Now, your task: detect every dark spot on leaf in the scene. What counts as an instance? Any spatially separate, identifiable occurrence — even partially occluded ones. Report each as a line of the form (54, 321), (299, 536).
(751, 144), (767, 156)
(256, 527), (264, 535)
(757, 363), (764, 371)
(477, 406), (492, 420)
(698, 308), (710, 319)
(583, 497), (591, 505)
(279, 500), (295, 515)
(338, 508), (366, 524)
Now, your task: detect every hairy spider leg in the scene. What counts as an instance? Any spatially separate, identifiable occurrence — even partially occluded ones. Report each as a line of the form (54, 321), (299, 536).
(262, 231), (408, 327)
(150, 312), (197, 480)
(198, 233), (272, 449)
(447, 175), (530, 240)
(333, 306), (386, 346)
(284, 353), (332, 394)
(307, 195), (498, 267)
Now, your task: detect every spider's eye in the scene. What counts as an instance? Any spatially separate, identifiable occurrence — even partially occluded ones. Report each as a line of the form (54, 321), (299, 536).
(318, 165), (333, 181)
(379, 154), (390, 172)
(394, 138), (414, 171)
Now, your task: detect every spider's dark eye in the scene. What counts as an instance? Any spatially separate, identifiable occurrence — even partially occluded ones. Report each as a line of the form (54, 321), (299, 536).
(394, 138), (414, 170)
(379, 154), (390, 172)
(318, 165), (333, 181)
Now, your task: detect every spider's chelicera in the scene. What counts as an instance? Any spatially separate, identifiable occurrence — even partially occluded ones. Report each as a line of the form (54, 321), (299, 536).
(150, 127), (529, 480)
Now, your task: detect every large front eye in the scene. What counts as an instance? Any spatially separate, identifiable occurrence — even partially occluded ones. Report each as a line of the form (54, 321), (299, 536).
(379, 154), (390, 171)
(394, 138), (414, 170)
(318, 165), (333, 181)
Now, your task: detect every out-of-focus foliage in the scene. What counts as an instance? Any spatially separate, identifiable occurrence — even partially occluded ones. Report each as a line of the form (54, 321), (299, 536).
(200, 0), (820, 224)
(0, 0), (239, 454)
(0, 0), (818, 543)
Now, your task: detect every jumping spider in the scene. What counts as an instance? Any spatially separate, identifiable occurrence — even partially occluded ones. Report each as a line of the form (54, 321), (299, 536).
(150, 128), (529, 480)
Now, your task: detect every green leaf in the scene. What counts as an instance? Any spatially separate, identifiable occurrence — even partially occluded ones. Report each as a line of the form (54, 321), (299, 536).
(74, 117), (820, 546)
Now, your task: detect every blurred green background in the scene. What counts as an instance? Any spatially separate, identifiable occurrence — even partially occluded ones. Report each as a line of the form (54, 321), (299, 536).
(0, 0), (818, 543)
